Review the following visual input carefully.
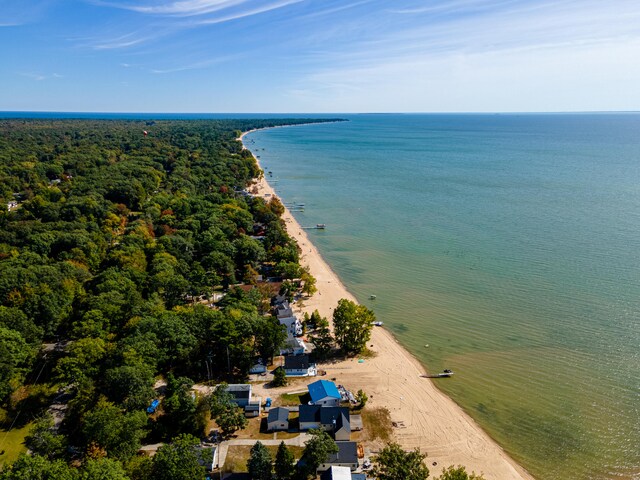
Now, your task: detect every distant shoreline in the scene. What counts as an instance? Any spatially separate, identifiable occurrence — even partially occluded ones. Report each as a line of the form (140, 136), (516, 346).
(239, 124), (534, 480)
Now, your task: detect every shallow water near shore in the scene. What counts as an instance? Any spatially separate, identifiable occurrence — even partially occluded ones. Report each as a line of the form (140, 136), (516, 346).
(246, 114), (640, 480)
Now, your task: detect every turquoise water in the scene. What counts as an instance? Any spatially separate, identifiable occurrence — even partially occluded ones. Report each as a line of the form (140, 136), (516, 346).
(246, 114), (640, 480)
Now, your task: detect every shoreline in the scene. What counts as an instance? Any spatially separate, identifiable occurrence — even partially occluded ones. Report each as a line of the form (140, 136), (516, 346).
(239, 126), (534, 480)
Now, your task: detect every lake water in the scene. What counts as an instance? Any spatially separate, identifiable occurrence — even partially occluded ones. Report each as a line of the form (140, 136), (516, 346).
(246, 114), (640, 480)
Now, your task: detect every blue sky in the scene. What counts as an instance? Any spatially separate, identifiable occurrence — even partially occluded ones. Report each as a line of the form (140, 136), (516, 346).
(1, 0), (640, 112)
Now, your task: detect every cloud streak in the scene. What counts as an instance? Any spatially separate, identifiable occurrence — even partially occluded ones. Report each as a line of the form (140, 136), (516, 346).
(94, 0), (301, 20)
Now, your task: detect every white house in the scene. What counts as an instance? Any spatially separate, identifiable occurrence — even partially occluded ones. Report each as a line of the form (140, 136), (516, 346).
(267, 407), (289, 431)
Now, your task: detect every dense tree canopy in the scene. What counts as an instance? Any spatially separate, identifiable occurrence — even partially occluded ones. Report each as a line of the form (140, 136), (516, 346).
(0, 118), (341, 476)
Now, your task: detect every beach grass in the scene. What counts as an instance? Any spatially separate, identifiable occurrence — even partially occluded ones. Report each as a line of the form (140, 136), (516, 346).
(361, 407), (392, 443)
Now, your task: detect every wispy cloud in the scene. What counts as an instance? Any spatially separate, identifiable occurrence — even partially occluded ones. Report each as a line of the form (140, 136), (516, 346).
(149, 55), (238, 73)
(93, 0), (301, 20)
(196, 0), (303, 25)
(92, 31), (157, 49)
(19, 72), (64, 81)
(0, 0), (52, 26)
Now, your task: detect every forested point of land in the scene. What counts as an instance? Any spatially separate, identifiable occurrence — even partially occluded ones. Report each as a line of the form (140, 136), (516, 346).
(0, 118), (340, 477)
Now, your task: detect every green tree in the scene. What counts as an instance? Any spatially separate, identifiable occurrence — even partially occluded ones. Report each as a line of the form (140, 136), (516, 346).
(25, 414), (68, 460)
(309, 316), (333, 359)
(247, 441), (273, 480)
(55, 337), (107, 384)
(216, 408), (247, 436)
(80, 458), (130, 480)
(300, 271), (317, 297)
(435, 465), (486, 480)
(274, 441), (296, 480)
(162, 374), (198, 435)
(371, 442), (430, 480)
(332, 299), (374, 355)
(206, 384), (247, 436)
(271, 367), (287, 387)
(151, 434), (206, 480)
(254, 317), (287, 363)
(356, 389), (368, 410)
(0, 327), (33, 400)
(275, 261), (301, 280)
(123, 456), (153, 480)
(0, 454), (78, 480)
(104, 364), (155, 411)
(82, 399), (148, 461)
(299, 429), (338, 479)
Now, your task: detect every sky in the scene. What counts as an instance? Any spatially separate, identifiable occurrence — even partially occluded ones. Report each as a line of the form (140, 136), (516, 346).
(1, 0), (640, 113)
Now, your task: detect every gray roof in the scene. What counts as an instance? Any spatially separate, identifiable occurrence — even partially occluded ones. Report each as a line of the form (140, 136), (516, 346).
(224, 384), (251, 400)
(268, 407), (289, 423)
(325, 441), (358, 465)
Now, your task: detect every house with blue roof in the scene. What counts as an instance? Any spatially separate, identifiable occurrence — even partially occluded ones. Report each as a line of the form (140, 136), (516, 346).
(308, 380), (342, 407)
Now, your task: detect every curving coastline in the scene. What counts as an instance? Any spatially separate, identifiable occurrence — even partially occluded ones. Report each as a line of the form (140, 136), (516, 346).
(239, 126), (534, 480)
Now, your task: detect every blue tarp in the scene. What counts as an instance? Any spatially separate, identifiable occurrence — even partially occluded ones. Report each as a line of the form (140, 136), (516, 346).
(147, 399), (160, 413)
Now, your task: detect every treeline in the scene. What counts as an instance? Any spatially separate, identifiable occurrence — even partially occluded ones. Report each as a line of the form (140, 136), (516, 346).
(0, 118), (339, 478)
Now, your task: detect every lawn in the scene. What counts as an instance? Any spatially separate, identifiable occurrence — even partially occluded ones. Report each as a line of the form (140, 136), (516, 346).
(223, 445), (304, 474)
(0, 422), (32, 465)
(234, 414), (300, 440)
(278, 392), (310, 406)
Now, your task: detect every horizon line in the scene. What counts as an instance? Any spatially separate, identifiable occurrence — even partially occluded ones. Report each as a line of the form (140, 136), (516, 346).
(1, 110), (639, 117)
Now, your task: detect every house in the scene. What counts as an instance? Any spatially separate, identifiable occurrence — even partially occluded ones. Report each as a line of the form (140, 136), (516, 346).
(267, 407), (289, 431)
(308, 380), (342, 407)
(275, 301), (294, 319)
(224, 384), (252, 407)
(244, 398), (262, 417)
(320, 466), (367, 480)
(317, 441), (359, 472)
(280, 337), (306, 356)
(279, 314), (303, 338)
(299, 405), (351, 441)
(249, 361), (267, 374)
(284, 354), (317, 377)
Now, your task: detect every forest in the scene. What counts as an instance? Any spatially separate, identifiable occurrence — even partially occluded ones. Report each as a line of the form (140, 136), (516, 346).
(0, 118), (340, 478)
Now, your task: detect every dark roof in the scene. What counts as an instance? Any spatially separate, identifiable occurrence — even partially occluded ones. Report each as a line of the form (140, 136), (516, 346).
(325, 442), (358, 465)
(351, 475), (367, 480)
(299, 404), (321, 423)
(284, 354), (311, 370)
(224, 384), (251, 400)
(299, 405), (350, 430)
(268, 407), (289, 423)
(320, 407), (350, 431)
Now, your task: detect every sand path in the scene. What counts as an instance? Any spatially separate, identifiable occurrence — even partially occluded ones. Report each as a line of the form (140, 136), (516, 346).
(240, 129), (534, 480)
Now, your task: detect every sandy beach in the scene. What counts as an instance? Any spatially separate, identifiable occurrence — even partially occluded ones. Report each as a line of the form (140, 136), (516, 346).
(239, 129), (534, 480)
